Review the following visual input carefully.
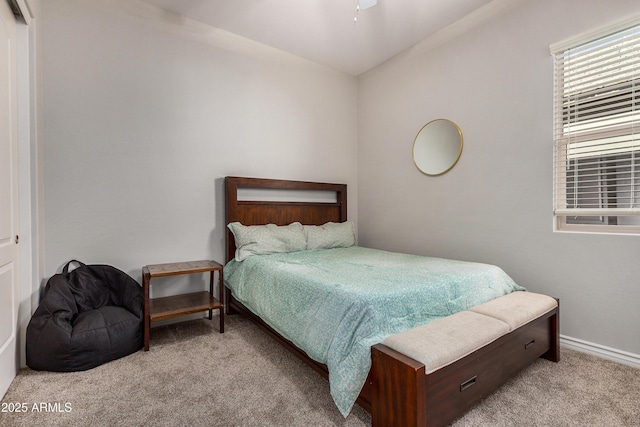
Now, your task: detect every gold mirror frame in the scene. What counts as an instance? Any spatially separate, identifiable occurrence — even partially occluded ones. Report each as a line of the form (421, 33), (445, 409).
(412, 119), (463, 176)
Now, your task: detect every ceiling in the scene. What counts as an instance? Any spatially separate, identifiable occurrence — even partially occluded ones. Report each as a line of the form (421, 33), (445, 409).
(139, 0), (495, 76)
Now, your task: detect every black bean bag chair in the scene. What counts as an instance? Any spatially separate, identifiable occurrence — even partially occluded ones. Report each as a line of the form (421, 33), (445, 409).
(26, 260), (144, 372)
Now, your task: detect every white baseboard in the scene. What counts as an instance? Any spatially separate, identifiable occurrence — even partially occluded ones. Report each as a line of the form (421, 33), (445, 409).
(560, 335), (640, 369)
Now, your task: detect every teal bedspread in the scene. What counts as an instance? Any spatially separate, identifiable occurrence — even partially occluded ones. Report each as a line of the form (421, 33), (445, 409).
(224, 246), (524, 416)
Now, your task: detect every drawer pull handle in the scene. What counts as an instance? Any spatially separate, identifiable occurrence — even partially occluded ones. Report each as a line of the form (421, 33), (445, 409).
(460, 376), (477, 392)
(525, 339), (535, 349)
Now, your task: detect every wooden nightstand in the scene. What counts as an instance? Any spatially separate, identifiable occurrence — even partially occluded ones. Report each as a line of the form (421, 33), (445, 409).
(143, 260), (224, 351)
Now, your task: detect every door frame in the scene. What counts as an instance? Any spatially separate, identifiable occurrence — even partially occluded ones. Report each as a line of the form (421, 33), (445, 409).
(15, 0), (37, 370)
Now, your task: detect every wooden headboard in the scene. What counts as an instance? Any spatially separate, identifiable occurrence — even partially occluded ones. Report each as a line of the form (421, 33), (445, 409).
(225, 176), (347, 263)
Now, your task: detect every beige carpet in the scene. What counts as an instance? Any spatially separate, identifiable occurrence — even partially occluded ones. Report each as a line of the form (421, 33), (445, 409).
(1, 315), (639, 426)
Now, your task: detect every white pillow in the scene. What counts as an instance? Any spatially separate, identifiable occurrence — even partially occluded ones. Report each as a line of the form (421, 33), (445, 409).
(228, 222), (307, 261)
(304, 221), (355, 250)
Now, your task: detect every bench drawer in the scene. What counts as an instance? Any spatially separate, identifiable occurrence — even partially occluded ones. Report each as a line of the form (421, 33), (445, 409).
(423, 315), (552, 426)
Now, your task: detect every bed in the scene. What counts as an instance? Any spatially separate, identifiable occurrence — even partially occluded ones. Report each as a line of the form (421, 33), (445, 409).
(224, 176), (560, 426)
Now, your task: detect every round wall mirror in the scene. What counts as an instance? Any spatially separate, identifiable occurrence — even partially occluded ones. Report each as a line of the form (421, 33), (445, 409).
(412, 119), (463, 176)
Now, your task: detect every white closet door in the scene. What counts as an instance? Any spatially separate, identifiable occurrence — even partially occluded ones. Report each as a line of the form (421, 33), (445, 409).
(0, 0), (20, 399)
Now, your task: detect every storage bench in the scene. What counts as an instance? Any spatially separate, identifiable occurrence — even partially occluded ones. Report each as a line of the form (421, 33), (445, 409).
(371, 291), (559, 427)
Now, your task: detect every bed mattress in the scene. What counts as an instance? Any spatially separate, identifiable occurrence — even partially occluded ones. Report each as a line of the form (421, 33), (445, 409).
(224, 246), (524, 416)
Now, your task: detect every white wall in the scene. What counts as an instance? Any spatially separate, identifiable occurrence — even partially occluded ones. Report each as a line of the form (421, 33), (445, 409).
(358, 0), (640, 356)
(35, 0), (640, 361)
(39, 0), (358, 294)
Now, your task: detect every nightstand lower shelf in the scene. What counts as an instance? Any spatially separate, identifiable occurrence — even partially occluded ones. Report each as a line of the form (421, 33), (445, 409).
(149, 291), (223, 322)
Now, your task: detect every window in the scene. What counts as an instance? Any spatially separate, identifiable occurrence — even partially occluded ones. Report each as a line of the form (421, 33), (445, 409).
(552, 18), (640, 234)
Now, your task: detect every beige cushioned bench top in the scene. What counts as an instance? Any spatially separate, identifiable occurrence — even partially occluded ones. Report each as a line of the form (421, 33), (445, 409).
(382, 310), (510, 374)
(469, 291), (557, 331)
(381, 291), (557, 374)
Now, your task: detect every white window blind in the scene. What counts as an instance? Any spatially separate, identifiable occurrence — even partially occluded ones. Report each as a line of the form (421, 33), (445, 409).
(552, 21), (640, 223)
